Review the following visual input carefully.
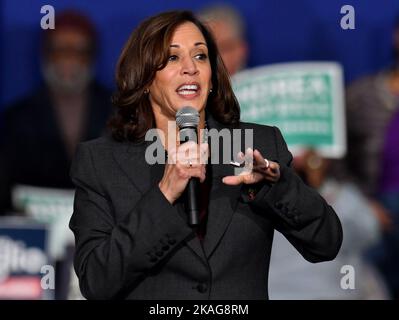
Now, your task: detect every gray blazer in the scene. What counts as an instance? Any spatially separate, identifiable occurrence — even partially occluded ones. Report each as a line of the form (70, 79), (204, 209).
(69, 115), (343, 300)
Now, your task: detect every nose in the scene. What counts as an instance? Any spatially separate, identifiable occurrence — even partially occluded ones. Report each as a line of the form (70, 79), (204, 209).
(180, 56), (198, 76)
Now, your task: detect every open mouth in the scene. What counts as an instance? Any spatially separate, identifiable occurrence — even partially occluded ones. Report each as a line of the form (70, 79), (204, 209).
(176, 83), (200, 99)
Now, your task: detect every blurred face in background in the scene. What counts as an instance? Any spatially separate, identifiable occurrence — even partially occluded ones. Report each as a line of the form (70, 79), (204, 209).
(206, 20), (247, 76)
(42, 28), (93, 95)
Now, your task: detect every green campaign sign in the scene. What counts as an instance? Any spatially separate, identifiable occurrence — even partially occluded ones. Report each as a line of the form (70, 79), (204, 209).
(233, 62), (346, 158)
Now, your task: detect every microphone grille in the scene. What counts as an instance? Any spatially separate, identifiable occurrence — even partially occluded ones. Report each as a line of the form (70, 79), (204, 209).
(175, 106), (200, 128)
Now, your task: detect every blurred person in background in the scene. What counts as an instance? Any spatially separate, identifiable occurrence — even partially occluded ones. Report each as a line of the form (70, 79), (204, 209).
(379, 109), (399, 225)
(374, 109), (399, 299)
(268, 150), (389, 299)
(0, 10), (112, 215)
(0, 10), (111, 300)
(345, 16), (399, 198)
(344, 14), (399, 299)
(197, 4), (248, 76)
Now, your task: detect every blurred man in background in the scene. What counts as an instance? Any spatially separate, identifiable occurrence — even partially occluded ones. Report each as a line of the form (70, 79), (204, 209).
(345, 17), (399, 199)
(0, 10), (112, 299)
(0, 10), (112, 215)
(344, 15), (399, 299)
(198, 4), (248, 76)
(376, 109), (399, 299)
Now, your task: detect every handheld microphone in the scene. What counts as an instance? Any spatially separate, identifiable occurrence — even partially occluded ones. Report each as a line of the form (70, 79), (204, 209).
(176, 106), (200, 227)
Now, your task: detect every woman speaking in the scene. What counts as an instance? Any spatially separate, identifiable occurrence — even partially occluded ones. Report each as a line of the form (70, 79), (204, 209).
(69, 10), (342, 299)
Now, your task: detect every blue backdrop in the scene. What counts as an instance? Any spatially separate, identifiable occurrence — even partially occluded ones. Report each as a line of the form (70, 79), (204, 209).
(1, 0), (399, 110)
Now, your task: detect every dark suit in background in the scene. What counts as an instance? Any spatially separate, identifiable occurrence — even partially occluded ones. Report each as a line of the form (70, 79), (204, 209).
(0, 82), (112, 214)
(69, 114), (343, 300)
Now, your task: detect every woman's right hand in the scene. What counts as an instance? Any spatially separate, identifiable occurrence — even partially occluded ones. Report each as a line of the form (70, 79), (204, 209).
(159, 141), (208, 204)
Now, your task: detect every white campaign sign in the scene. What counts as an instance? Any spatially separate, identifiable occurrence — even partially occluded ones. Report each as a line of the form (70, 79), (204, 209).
(232, 62), (346, 158)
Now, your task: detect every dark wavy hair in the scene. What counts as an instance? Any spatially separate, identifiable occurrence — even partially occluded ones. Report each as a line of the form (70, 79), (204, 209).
(42, 10), (98, 59)
(109, 10), (240, 142)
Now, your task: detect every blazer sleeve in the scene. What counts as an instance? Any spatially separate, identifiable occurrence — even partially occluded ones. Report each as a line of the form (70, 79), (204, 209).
(250, 126), (343, 263)
(69, 143), (193, 299)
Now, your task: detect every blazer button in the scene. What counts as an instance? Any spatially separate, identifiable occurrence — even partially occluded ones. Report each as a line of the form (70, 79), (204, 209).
(156, 250), (164, 257)
(150, 257), (157, 263)
(196, 283), (208, 293)
(162, 244), (170, 251)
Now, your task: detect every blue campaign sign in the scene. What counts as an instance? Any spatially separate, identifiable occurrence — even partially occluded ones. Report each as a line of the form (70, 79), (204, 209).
(0, 217), (53, 299)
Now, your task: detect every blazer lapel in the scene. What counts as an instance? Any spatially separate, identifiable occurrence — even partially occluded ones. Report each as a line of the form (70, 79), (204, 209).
(203, 164), (241, 258)
(112, 140), (152, 195)
(202, 114), (243, 258)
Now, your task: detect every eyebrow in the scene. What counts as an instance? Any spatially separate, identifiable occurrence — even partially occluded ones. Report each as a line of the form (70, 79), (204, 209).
(170, 42), (207, 48)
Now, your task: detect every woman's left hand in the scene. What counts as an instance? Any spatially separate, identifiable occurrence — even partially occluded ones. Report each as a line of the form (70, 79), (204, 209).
(222, 148), (280, 185)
